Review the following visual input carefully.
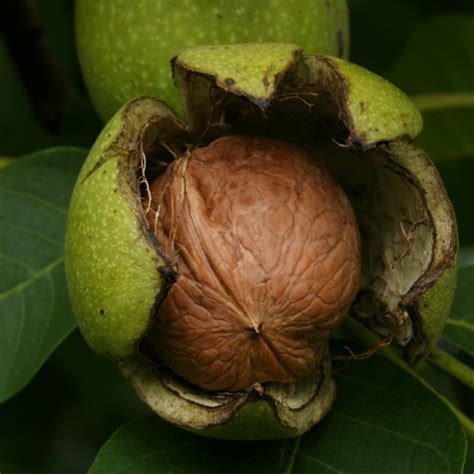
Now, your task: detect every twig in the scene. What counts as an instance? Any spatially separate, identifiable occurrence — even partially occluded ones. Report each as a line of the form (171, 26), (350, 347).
(411, 93), (474, 113)
(427, 346), (474, 391)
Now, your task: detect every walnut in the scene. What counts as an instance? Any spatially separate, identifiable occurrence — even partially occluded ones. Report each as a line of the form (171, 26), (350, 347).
(144, 135), (361, 391)
(65, 45), (458, 438)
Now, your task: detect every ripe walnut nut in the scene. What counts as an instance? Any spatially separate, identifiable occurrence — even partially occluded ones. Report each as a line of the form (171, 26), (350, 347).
(144, 135), (361, 391)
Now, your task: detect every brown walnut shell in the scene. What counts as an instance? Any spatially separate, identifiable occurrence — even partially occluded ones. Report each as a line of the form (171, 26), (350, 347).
(144, 135), (361, 391)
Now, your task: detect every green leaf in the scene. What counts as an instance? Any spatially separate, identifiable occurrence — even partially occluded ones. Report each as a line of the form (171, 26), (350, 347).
(385, 15), (474, 161)
(0, 329), (149, 474)
(0, 147), (86, 402)
(89, 355), (466, 473)
(443, 265), (474, 357)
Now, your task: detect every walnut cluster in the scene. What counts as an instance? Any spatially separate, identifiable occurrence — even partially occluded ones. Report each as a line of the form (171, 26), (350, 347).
(144, 135), (361, 391)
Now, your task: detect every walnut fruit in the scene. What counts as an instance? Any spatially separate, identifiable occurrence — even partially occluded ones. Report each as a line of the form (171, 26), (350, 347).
(144, 135), (361, 391)
(65, 44), (457, 440)
(75, 0), (350, 120)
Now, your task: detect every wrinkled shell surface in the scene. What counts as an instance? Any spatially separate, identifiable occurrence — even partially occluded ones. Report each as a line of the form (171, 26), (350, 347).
(145, 135), (361, 391)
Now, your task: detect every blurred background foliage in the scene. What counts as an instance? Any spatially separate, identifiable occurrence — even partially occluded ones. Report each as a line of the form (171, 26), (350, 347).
(0, 0), (473, 472)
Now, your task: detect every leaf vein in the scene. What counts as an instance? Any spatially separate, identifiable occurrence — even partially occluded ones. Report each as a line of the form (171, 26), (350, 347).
(3, 292), (27, 390)
(0, 257), (63, 302)
(332, 409), (451, 469)
(297, 452), (344, 473)
(0, 253), (35, 274)
(446, 319), (473, 330)
(0, 221), (63, 246)
(0, 187), (66, 215)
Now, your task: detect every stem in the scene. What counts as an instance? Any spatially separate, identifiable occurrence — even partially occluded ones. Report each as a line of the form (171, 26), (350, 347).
(446, 402), (474, 443)
(283, 436), (301, 474)
(341, 319), (474, 443)
(428, 347), (474, 391)
(410, 93), (474, 113)
(340, 318), (400, 364)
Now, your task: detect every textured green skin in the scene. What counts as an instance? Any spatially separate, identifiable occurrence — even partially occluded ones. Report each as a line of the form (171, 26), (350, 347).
(190, 400), (295, 440)
(75, 0), (349, 120)
(64, 99), (178, 359)
(408, 259), (458, 363)
(330, 59), (423, 144)
(177, 43), (299, 103)
(174, 44), (423, 146)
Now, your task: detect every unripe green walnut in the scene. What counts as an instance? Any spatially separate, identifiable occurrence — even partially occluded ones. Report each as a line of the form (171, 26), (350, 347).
(75, 0), (349, 120)
(65, 44), (457, 440)
(144, 135), (361, 391)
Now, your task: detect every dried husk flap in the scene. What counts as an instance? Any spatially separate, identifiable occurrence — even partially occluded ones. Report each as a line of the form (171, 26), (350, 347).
(120, 354), (335, 439)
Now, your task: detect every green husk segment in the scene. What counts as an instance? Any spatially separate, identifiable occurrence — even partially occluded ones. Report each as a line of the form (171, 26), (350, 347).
(172, 44), (303, 134)
(65, 97), (185, 359)
(347, 140), (457, 362)
(176, 44), (301, 105)
(296, 56), (423, 145)
(200, 402), (295, 440)
(410, 264), (458, 362)
(173, 45), (422, 146)
(313, 140), (457, 359)
(120, 356), (335, 440)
